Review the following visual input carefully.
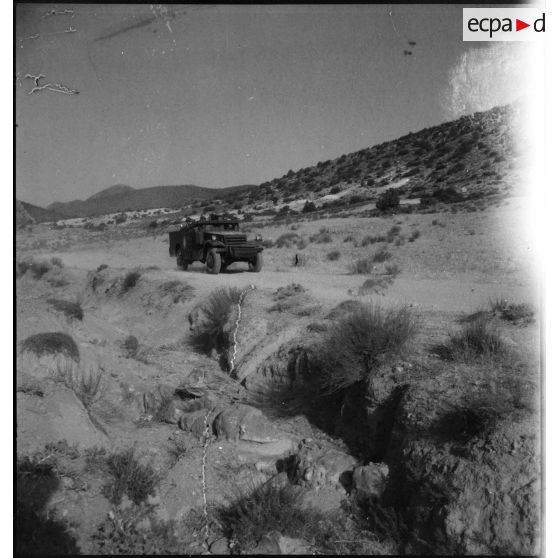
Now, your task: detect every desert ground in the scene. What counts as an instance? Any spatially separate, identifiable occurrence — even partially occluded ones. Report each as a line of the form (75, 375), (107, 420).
(16, 196), (540, 554)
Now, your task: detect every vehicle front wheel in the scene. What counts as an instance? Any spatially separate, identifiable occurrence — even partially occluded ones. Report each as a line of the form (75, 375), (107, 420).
(206, 249), (222, 274)
(176, 249), (189, 270)
(248, 252), (263, 272)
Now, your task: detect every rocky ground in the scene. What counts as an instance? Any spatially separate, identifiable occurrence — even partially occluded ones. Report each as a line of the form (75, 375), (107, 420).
(16, 197), (541, 555)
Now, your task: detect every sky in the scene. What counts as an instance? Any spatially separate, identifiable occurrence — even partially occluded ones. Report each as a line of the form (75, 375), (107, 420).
(15, 4), (536, 207)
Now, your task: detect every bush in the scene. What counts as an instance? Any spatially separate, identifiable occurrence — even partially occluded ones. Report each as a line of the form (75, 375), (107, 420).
(376, 189), (400, 212)
(361, 235), (382, 247)
(274, 233), (301, 248)
(349, 258), (374, 274)
(302, 200), (317, 213)
(123, 335), (139, 358)
(372, 248), (392, 263)
(122, 271), (141, 292)
(489, 298), (535, 324)
(385, 263), (401, 276)
(436, 318), (507, 361)
(217, 482), (307, 553)
(21, 332), (80, 362)
(189, 287), (242, 355)
(408, 230), (421, 242)
(358, 275), (394, 295)
(317, 305), (418, 393)
(93, 508), (185, 554)
(53, 359), (105, 408)
(148, 220), (158, 228)
(17, 258), (53, 279)
(102, 448), (159, 506)
(309, 229), (332, 243)
(47, 299), (84, 321)
(97, 264), (108, 272)
(326, 250), (340, 261)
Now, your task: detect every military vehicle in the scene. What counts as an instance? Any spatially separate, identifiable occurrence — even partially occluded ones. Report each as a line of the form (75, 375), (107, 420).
(168, 214), (263, 274)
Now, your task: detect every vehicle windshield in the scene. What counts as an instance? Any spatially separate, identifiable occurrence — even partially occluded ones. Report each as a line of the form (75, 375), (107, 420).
(205, 222), (240, 231)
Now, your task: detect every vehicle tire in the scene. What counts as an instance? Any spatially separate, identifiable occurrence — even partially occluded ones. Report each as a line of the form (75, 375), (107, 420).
(206, 249), (221, 274)
(176, 249), (189, 270)
(248, 252), (263, 272)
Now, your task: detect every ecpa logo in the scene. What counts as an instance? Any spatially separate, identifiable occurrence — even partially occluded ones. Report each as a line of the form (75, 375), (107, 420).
(463, 8), (545, 41)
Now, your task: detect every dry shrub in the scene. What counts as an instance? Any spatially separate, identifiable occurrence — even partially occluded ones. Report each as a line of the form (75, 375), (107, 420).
(309, 228), (332, 243)
(53, 359), (105, 408)
(385, 263), (401, 276)
(358, 275), (394, 295)
(102, 448), (159, 505)
(275, 232), (302, 248)
(349, 258), (374, 274)
(47, 298), (84, 321)
(122, 335), (139, 358)
(372, 248), (392, 263)
(122, 271), (141, 292)
(218, 481), (393, 554)
(17, 258), (52, 279)
(273, 283), (306, 300)
(21, 332), (80, 362)
(435, 318), (508, 362)
(326, 250), (340, 261)
(317, 305), (418, 394)
(159, 280), (194, 303)
(189, 287), (242, 355)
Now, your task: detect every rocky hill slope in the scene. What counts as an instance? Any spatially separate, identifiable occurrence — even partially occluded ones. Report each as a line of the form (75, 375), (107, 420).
(220, 101), (526, 212)
(17, 100), (525, 225)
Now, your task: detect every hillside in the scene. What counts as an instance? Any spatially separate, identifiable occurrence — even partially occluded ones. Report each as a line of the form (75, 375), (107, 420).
(87, 184), (135, 201)
(19, 101), (524, 223)
(219, 101), (526, 213)
(45, 183), (255, 219)
(16, 200), (62, 227)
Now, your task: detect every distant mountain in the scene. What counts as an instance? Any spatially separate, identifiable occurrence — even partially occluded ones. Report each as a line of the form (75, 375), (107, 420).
(15, 199), (62, 226)
(45, 183), (255, 219)
(87, 184), (135, 201)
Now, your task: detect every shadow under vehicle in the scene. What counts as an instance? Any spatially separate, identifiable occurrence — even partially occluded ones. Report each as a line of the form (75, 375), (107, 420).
(168, 214), (263, 274)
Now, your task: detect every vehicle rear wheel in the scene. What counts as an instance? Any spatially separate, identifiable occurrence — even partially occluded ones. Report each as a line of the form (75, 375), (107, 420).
(248, 252), (263, 272)
(176, 248), (189, 270)
(206, 249), (221, 274)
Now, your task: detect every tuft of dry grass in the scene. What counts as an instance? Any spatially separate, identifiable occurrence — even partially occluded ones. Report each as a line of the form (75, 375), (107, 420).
(372, 248), (392, 263)
(189, 287), (242, 355)
(349, 258), (374, 275)
(47, 299), (84, 321)
(121, 271), (141, 292)
(317, 304), (418, 394)
(21, 332), (80, 362)
(326, 250), (341, 261)
(435, 317), (508, 362)
(52, 359), (105, 408)
(102, 448), (160, 506)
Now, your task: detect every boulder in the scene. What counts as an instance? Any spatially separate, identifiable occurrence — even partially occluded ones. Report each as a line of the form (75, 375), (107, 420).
(214, 405), (281, 443)
(178, 409), (215, 438)
(209, 537), (230, 555)
(285, 439), (357, 489)
(158, 399), (189, 424)
(253, 531), (311, 555)
(352, 462), (389, 499)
